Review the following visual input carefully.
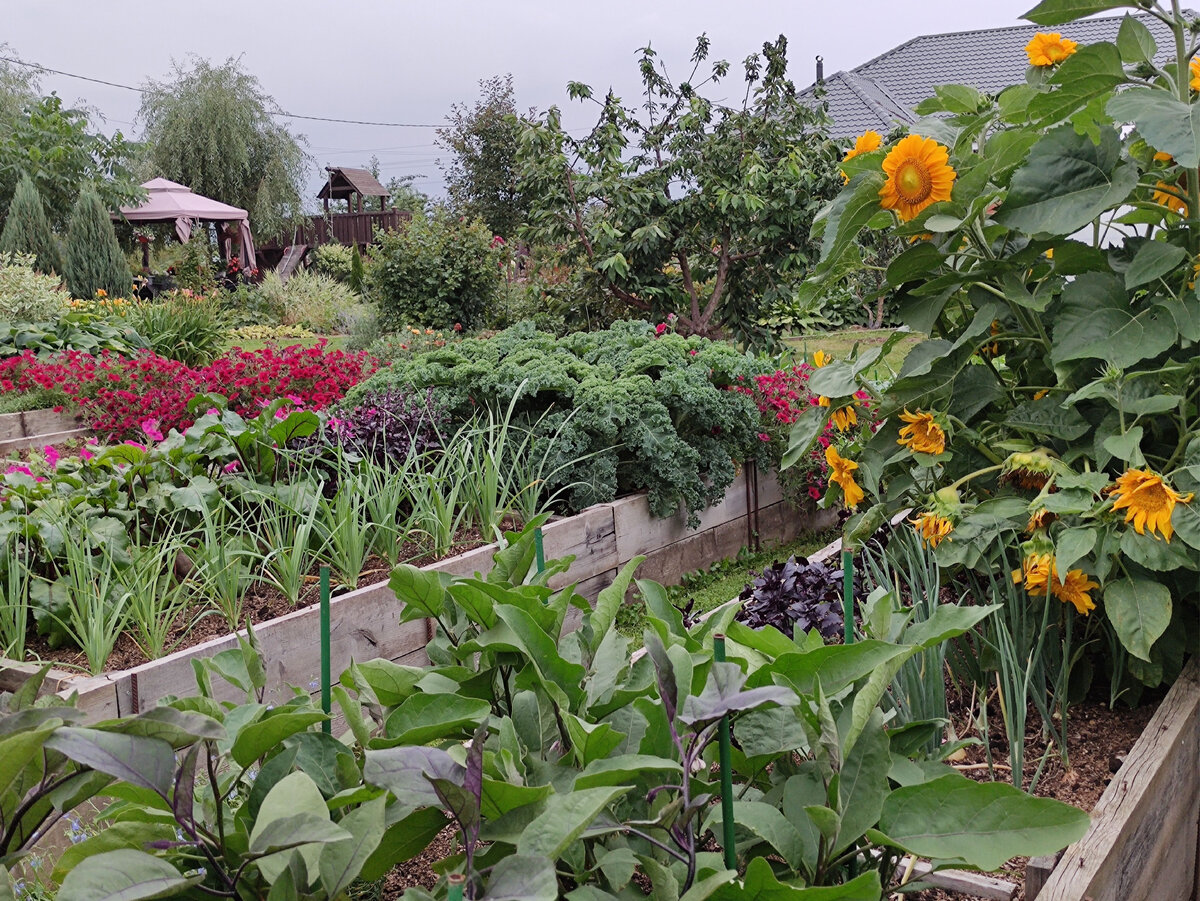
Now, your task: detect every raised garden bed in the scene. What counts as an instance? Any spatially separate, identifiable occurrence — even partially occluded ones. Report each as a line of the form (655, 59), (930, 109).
(11, 466), (834, 720)
(1029, 657), (1199, 901)
(0, 407), (87, 454)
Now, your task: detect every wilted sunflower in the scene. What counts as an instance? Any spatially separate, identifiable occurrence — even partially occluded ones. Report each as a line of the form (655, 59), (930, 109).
(911, 511), (953, 547)
(818, 395), (858, 431)
(1001, 450), (1059, 491)
(1111, 468), (1193, 542)
(1024, 32), (1078, 67)
(1053, 569), (1099, 616)
(879, 135), (956, 222)
(1026, 508), (1055, 533)
(825, 445), (865, 508)
(897, 409), (946, 455)
(1192, 58), (1200, 91)
(840, 130), (883, 182)
(812, 350), (832, 368)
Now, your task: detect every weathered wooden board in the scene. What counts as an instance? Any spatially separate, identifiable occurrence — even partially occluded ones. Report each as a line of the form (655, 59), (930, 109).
(1037, 658), (1200, 901)
(0, 408), (88, 454)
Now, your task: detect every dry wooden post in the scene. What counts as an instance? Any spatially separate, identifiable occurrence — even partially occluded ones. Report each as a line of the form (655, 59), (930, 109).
(1024, 852), (1063, 900)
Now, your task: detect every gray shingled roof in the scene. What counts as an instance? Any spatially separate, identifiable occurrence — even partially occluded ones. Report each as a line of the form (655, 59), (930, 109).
(805, 12), (1178, 138)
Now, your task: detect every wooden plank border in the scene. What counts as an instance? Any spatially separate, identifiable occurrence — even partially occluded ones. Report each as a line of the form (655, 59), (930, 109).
(1033, 657), (1200, 901)
(0, 408), (88, 454)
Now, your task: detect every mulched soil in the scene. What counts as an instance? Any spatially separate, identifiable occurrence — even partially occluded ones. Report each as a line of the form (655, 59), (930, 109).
(21, 529), (490, 675)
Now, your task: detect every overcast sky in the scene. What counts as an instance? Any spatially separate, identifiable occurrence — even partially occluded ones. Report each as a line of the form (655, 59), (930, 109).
(3, 0), (1036, 199)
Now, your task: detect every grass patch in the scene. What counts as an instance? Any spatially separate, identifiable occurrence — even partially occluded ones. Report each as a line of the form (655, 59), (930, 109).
(223, 334), (349, 354)
(784, 328), (922, 380)
(617, 526), (841, 637)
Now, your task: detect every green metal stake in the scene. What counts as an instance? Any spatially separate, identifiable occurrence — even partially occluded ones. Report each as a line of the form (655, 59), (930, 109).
(842, 538), (855, 645)
(320, 565), (331, 733)
(713, 634), (737, 872)
(534, 526), (545, 575)
(447, 873), (465, 901)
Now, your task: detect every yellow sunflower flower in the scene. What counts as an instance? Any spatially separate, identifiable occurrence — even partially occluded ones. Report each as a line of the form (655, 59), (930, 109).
(840, 130), (883, 182)
(1013, 553), (1054, 596)
(911, 511), (953, 548)
(879, 135), (956, 222)
(897, 409), (946, 455)
(1153, 152), (1189, 215)
(818, 395), (858, 431)
(812, 350), (832, 368)
(825, 445), (865, 508)
(1053, 568), (1099, 616)
(1025, 32), (1078, 67)
(1111, 468), (1193, 542)
(1191, 58), (1200, 92)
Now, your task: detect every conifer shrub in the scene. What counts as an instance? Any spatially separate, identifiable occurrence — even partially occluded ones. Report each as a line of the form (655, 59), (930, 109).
(63, 188), (129, 299)
(0, 175), (61, 276)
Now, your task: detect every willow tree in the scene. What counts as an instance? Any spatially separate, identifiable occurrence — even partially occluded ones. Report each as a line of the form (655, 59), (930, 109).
(138, 58), (309, 240)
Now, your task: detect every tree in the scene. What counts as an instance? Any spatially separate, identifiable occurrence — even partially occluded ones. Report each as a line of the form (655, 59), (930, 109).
(138, 58), (309, 240)
(64, 187), (129, 299)
(519, 36), (841, 341)
(0, 94), (142, 232)
(0, 45), (39, 126)
(438, 74), (529, 238)
(0, 174), (61, 274)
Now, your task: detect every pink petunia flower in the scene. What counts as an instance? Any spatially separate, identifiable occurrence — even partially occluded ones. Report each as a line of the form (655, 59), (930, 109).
(223, 460), (241, 474)
(79, 448), (94, 461)
(43, 445), (60, 468)
(140, 418), (164, 442)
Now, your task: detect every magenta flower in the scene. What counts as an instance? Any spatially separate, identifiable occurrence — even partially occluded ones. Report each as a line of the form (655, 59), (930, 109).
(124, 440), (147, 451)
(223, 460), (241, 474)
(80, 448), (94, 461)
(757, 432), (771, 442)
(5, 464), (33, 477)
(43, 445), (60, 468)
(140, 418), (164, 442)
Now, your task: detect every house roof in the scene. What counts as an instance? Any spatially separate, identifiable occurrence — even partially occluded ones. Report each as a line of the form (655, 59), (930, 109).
(317, 167), (390, 200)
(805, 12), (1179, 138)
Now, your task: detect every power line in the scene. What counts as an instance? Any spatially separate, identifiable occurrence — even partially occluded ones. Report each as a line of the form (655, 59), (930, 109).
(0, 55), (443, 128)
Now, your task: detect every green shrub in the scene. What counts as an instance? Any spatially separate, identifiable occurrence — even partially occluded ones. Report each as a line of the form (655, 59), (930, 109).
(349, 243), (365, 292)
(257, 269), (362, 333)
(129, 292), (228, 366)
(63, 188), (130, 300)
(173, 232), (216, 293)
(0, 252), (65, 321)
(347, 320), (772, 524)
(367, 209), (500, 331)
(0, 175), (62, 275)
(308, 243), (354, 282)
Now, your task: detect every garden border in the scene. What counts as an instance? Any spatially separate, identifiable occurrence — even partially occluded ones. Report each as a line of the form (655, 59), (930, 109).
(0, 408), (87, 454)
(1029, 656), (1200, 901)
(28, 467), (835, 719)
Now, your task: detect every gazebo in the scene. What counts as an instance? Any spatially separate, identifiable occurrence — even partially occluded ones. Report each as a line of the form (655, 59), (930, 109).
(318, 167), (390, 213)
(118, 178), (257, 270)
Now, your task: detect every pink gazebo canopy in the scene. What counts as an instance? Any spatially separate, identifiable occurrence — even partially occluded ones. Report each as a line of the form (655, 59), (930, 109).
(119, 178), (256, 269)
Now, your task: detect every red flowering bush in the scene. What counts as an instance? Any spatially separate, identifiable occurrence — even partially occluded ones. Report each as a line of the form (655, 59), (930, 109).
(730, 364), (877, 504)
(0, 342), (379, 439)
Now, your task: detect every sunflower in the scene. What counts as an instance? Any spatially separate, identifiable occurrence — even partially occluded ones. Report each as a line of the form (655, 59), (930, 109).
(1026, 508), (1055, 533)
(840, 130), (883, 182)
(1013, 553), (1054, 596)
(879, 135), (956, 222)
(1191, 58), (1200, 92)
(1153, 152), (1189, 215)
(1000, 449), (1059, 491)
(812, 350), (832, 368)
(818, 395), (858, 431)
(897, 409), (946, 455)
(825, 445), (865, 508)
(1111, 468), (1193, 542)
(911, 511), (953, 548)
(1025, 32), (1078, 67)
(1053, 569), (1099, 616)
